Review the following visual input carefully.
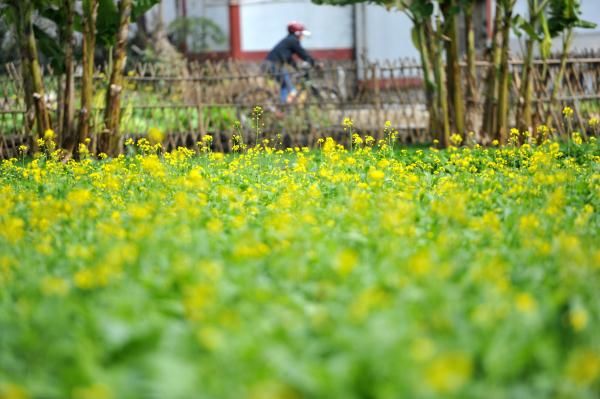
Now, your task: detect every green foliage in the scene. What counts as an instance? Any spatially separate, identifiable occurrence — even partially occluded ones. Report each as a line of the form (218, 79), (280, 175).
(96, 0), (161, 47)
(548, 0), (597, 36)
(96, 0), (120, 47)
(512, 1), (552, 59)
(312, 0), (434, 18)
(0, 0), (161, 66)
(0, 6), (17, 64)
(167, 16), (227, 53)
(203, 106), (236, 131)
(405, 0), (435, 18)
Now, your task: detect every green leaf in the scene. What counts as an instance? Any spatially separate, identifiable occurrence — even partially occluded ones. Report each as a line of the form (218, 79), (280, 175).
(574, 19), (597, 29)
(409, 0), (434, 18)
(512, 15), (526, 37)
(132, 0), (161, 21)
(96, 0), (119, 46)
(539, 12), (552, 59)
(410, 25), (421, 53)
(34, 25), (64, 69)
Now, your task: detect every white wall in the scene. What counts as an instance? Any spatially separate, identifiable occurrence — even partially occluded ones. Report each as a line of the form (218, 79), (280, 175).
(578, 1), (600, 32)
(240, 0), (353, 52)
(355, 4), (419, 62)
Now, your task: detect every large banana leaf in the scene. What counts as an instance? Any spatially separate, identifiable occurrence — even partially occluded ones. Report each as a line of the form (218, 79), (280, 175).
(97, 0), (161, 46)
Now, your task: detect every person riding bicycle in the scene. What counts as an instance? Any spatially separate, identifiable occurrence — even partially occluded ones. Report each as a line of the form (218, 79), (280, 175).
(264, 22), (319, 104)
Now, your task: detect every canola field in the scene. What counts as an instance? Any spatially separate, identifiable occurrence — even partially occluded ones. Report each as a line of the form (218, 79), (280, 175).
(1, 133), (599, 399)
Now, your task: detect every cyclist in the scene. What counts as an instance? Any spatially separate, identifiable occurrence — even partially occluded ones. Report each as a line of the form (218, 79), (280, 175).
(264, 21), (317, 104)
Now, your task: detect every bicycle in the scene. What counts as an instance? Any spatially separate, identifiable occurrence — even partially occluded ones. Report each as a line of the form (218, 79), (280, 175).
(235, 64), (342, 147)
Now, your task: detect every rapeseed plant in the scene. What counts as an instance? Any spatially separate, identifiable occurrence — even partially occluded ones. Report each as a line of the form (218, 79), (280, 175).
(0, 125), (598, 398)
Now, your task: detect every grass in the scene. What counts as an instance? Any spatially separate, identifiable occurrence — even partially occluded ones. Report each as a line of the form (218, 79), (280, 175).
(0, 136), (599, 399)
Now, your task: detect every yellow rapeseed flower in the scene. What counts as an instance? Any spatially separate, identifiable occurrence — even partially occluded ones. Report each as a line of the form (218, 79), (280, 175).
(147, 127), (164, 144)
(0, 383), (29, 399)
(41, 276), (70, 297)
(569, 307), (589, 332)
(72, 383), (113, 399)
(67, 189), (92, 207)
(450, 134), (462, 146)
(565, 349), (600, 386)
(562, 106), (574, 118)
(425, 352), (472, 393)
(367, 168), (385, 182)
(515, 292), (537, 314)
(74, 269), (96, 290)
(334, 249), (359, 277)
(342, 117), (354, 130)
(44, 129), (55, 140)
(0, 217), (25, 244)
(206, 218), (224, 234)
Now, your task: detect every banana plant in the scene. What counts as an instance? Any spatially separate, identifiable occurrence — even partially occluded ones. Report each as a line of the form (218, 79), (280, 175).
(80, 0), (160, 156)
(98, 0), (133, 156)
(513, 0), (551, 134)
(545, 0), (596, 128)
(312, 0), (452, 145)
(440, 0), (465, 138)
(387, 0), (451, 145)
(400, 1), (447, 145)
(77, 0), (99, 152)
(312, 0), (519, 146)
(58, 0), (76, 151)
(2, 0), (160, 156)
(2, 0), (52, 147)
(495, 0), (516, 144)
(462, 0), (478, 132)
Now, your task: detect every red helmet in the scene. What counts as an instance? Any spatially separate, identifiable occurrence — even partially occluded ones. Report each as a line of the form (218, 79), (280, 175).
(287, 21), (310, 37)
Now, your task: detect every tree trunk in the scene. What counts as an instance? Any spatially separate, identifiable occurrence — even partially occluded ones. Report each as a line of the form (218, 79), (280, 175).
(434, 15), (451, 147)
(78, 0), (99, 153)
(99, 0), (132, 156)
(464, 2), (479, 132)
(517, 38), (534, 135)
(415, 21), (439, 141)
(60, 0), (76, 153)
(441, 1), (465, 138)
(12, 1), (36, 142)
(14, 0), (51, 146)
(25, 7), (51, 138)
(546, 29), (573, 127)
(424, 19), (441, 139)
(496, 2), (514, 144)
(482, 0), (503, 140)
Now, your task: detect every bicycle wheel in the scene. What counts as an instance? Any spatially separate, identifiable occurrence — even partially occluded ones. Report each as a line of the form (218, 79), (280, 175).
(236, 87), (278, 107)
(304, 86), (342, 142)
(313, 86), (341, 105)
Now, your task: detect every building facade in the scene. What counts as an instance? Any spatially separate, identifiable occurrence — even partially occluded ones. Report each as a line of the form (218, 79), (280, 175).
(153, 0), (600, 62)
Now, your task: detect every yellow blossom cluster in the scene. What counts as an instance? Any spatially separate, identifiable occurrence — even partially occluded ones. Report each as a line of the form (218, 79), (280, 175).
(0, 133), (598, 398)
